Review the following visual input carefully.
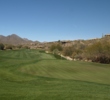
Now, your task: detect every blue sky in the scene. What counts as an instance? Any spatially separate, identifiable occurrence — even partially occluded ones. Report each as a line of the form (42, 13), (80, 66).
(0, 0), (110, 42)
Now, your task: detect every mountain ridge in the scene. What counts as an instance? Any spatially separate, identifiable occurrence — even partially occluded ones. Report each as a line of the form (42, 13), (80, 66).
(0, 34), (35, 45)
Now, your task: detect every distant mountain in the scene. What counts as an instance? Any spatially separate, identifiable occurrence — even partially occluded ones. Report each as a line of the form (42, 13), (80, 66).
(0, 34), (35, 45)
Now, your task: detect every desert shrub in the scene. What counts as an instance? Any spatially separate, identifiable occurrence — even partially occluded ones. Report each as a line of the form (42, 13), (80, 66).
(5, 45), (13, 50)
(23, 46), (30, 49)
(63, 46), (83, 59)
(17, 45), (22, 49)
(84, 41), (110, 64)
(63, 46), (74, 56)
(50, 43), (63, 52)
(0, 43), (4, 50)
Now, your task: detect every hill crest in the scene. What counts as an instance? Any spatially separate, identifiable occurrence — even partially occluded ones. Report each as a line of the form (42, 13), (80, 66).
(0, 34), (33, 45)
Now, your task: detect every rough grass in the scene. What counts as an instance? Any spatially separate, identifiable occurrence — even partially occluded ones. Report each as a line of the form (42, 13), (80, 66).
(0, 49), (110, 100)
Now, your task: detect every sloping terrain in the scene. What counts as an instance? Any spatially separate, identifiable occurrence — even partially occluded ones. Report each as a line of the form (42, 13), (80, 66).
(0, 49), (110, 100)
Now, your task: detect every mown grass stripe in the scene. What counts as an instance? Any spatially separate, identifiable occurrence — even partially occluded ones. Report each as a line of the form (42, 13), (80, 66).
(0, 49), (110, 100)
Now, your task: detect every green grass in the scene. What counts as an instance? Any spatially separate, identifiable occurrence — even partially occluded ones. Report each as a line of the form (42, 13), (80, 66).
(0, 49), (110, 100)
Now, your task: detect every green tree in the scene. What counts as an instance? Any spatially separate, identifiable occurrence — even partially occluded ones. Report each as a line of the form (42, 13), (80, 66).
(0, 43), (4, 50)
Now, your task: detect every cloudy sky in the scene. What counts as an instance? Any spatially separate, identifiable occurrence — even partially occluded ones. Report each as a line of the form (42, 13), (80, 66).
(0, 0), (110, 42)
